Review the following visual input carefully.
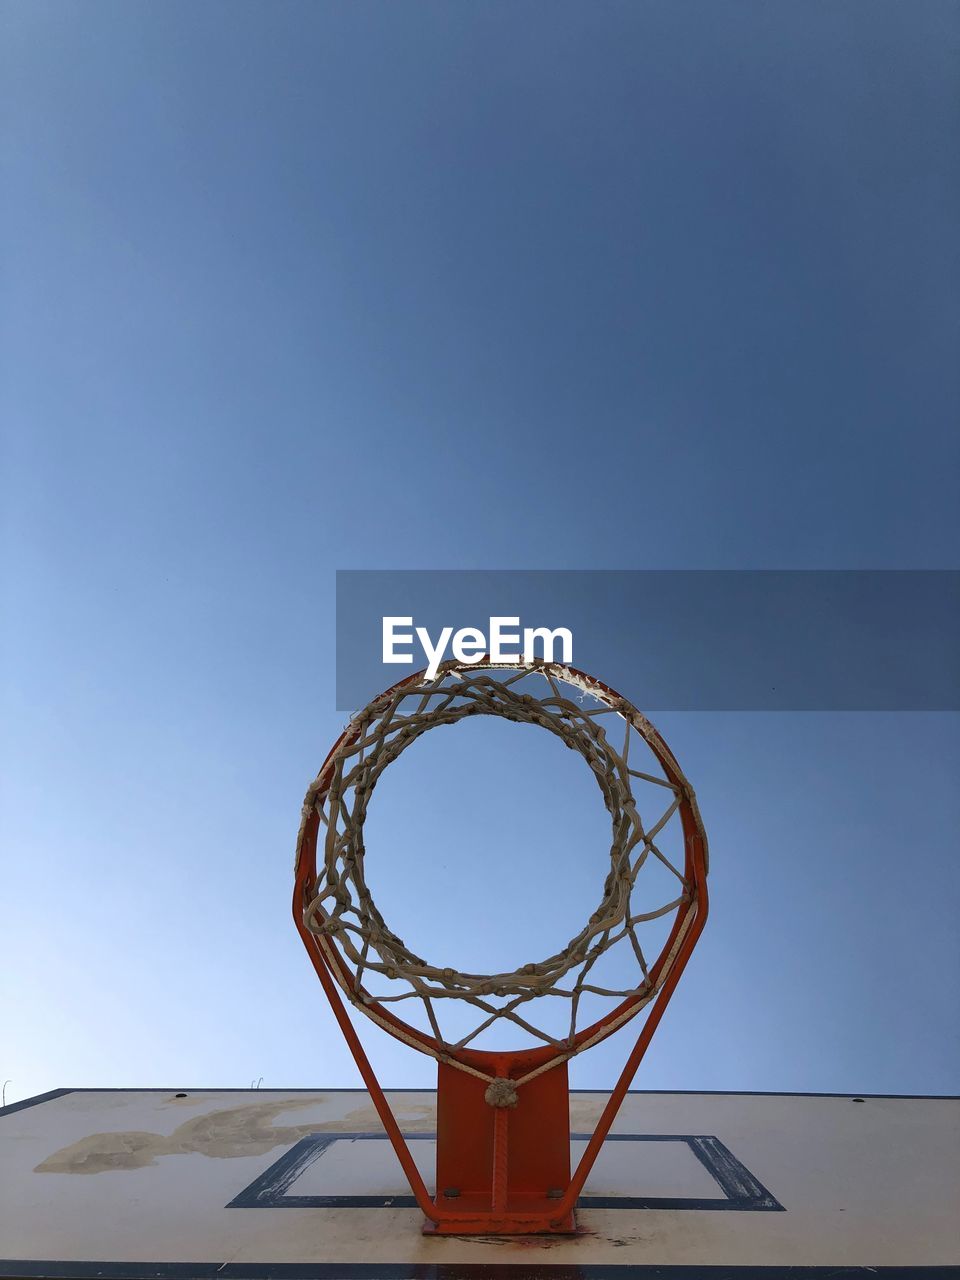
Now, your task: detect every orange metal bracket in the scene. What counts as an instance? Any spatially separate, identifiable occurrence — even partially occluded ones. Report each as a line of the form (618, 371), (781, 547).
(294, 832), (708, 1234)
(293, 663), (709, 1234)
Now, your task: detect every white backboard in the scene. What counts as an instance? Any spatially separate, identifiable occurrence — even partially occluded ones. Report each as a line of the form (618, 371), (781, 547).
(1, 1087), (956, 1277)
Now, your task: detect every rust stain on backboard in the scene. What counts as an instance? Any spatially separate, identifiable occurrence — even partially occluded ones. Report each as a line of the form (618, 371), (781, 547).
(34, 1095), (435, 1174)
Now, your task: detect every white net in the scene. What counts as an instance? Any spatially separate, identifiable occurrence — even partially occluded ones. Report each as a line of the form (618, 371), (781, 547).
(295, 661), (707, 1092)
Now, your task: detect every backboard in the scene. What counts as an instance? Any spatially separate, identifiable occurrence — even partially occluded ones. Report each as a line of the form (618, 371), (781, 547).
(1, 1087), (956, 1276)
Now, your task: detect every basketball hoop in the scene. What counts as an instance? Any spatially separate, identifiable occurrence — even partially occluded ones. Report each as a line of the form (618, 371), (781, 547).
(294, 659), (709, 1234)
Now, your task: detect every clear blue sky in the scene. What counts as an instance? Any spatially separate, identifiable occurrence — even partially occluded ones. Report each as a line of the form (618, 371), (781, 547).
(2, 1), (957, 1103)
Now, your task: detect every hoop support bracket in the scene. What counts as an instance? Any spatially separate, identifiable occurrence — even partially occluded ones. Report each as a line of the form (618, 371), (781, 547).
(294, 847), (707, 1234)
(292, 662), (710, 1235)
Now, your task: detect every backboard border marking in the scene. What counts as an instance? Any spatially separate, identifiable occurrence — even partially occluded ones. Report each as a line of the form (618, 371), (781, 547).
(227, 1131), (784, 1213)
(0, 1088), (72, 1117)
(1, 1263), (957, 1279)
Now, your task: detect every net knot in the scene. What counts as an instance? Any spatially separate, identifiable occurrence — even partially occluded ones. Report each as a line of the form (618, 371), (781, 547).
(484, 1077), (519, 1109)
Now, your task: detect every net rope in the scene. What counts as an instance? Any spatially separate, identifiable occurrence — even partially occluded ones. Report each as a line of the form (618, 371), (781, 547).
(295, 661), (707, 1096)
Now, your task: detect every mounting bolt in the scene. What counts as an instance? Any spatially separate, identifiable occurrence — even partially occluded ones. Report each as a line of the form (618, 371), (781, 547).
(546, 1188), (564, 1199)
(442, 1187), (460, 1198)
